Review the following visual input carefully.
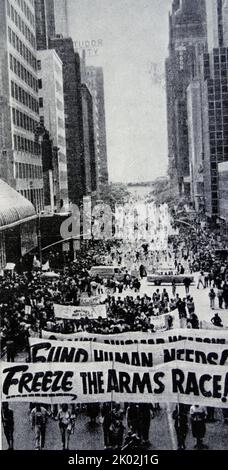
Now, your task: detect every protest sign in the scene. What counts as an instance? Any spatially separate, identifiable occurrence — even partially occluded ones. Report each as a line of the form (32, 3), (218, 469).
(53, 303), (107, 320)
(1, 361), (228, 408)
(29, 337), (228, 367)
(79, 294), (106, 305)
(41, 327), (228, 345)
(150, 309), (180, 331)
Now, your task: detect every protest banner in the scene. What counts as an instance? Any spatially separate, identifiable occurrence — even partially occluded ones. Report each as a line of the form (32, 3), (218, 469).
(41, 327), (228, 345)
(29, 337), (228, 367)
(79, 294), (106, 305)
(1, 361), (228, 408)
(150, 309), (180, 331)
(53, 303), (107, 320)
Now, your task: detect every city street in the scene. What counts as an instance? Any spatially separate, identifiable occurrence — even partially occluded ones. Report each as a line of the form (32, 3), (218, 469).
(1, 0), (228, 459)
(2, 271), (228, 451)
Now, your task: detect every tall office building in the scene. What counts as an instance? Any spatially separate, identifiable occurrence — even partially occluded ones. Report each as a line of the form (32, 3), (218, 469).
(187, 79), (204, 211)
(53, 0), (69, 37)
(37, 49), (69, 211)
(85, 65), (109, 198)
(206, 0), (228, 52)
(165, 0), (207, 194)
(49, 37), (85, 204)
(34, 0), (55, 50)
(0, 0), (44, 212)
(81, 83), (97, 197)
(218, 161), (228, 235)
(201, 3), (228, 223)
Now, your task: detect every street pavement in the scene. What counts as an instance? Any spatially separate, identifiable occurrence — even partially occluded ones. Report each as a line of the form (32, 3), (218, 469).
(1, 272), (228, 450)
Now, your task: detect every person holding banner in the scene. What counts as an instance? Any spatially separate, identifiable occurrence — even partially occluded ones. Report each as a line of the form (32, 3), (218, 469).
(190, 404), (208, 450)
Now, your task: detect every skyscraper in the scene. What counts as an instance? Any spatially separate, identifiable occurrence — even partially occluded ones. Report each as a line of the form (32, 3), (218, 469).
(53, 0), (69, 37)
(34, 0), (55, 50)
(85, 65), (109, 198)
(206, 0), (228, 52)
(201, 15), (228, 223)
(37, 49), (69, 211)
(0, 0), (44, 212)
(166, 0), (207, 194)
(187, 79), (204, 211)
(81, 83), (97, 197)
(49, 37), (85, 204)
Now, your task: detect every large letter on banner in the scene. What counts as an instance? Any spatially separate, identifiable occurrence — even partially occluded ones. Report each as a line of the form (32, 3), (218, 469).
(1, 361), (228, 408)
(29, 337), (228, 367)
(40, 327), (228, 345)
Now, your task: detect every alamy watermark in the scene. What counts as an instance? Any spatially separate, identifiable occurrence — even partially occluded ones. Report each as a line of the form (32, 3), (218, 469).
(60, 198), (171, 250)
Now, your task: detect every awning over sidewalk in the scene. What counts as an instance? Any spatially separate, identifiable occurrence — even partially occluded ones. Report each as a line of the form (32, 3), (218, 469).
(0, 179), (37, 230)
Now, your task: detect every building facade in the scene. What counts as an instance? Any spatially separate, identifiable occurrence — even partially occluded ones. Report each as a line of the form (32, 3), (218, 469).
(37, 49), (68, 211)
(53, 0), (69, 38)
(49, 37), (85, 204)
(187, 79), (204, 211)
(165, 0), (207, 195)
(0, 0), (44, 212)
(34, 0), (55, 50)
(85, 65), (109, 198)
(202, 47), (228, 222)
(218, 161), (228, 233)
(81, 83), (97, 197)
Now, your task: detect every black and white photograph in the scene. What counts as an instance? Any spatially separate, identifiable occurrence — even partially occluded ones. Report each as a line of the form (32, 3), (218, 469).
(0, 0), (228, 461)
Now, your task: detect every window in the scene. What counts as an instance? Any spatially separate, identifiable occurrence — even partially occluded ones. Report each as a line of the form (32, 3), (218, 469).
(37, 60), (41, 70)
(11, 81), (15, 98)
(12, 108), (16, 124)
(39, 97), (43, 108)
(38, 79), (42, 89)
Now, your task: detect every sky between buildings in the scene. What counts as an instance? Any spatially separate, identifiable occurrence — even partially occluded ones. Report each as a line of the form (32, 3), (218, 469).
(68, 0), (172, 183)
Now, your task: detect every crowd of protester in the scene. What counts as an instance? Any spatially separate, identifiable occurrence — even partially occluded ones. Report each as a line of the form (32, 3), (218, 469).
(1, 228), (228, 450)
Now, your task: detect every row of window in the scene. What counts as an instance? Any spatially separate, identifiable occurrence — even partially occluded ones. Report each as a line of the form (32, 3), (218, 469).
(13, 133), (41, 155)
(12, 107), (38, 133)
(7, 1), (36, 48)
(211, 115), (228, 123)
(15, 161), (43, 179)
(208, 84), (228, 94)
(9, 53), (37, 92)
(8, 26), (36, 71)
(208, 100), (228, 109)
(19, 188), (44, 212)
(11, 80), (39, 114)
(13, 0), (35, 28)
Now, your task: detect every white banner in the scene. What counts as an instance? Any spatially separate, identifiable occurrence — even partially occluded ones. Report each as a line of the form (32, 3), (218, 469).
(79, 295), (106, 305)
(1, 361), (228, 408)
(40, 327), (228, 345)
(29, 337), (228, 367)
(150, 309), (180, 331)
(54, 303), (107, 320)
